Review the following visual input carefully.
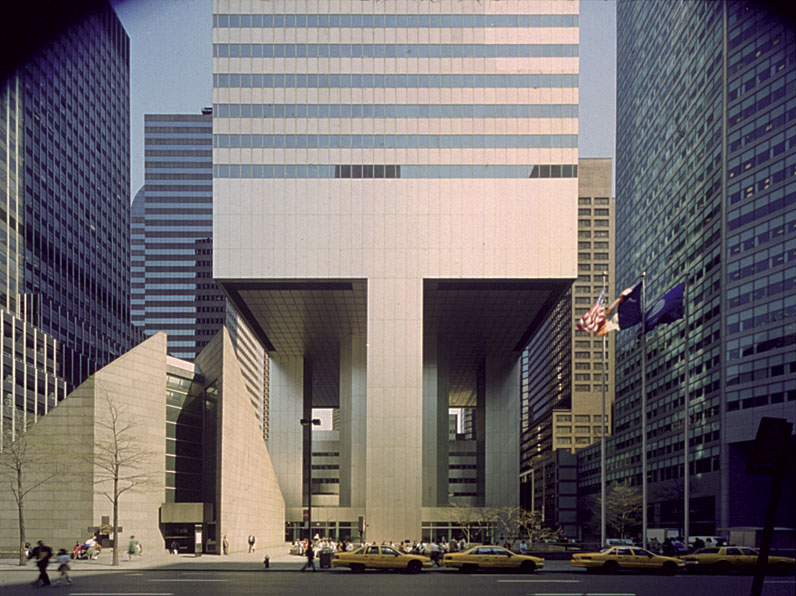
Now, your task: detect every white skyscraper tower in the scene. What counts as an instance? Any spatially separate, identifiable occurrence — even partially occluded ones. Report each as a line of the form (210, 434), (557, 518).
(212, 0), (579, 541)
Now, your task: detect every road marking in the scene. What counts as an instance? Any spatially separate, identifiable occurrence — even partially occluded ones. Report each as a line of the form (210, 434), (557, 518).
(499, 579), (580, 582)
(149, 579), (229, 582)
(70, 593), (174, 595)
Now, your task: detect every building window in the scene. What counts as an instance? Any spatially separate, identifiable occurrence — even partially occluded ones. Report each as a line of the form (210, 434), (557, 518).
(594, 197), (609, 205)
(579, 197), (591, 205)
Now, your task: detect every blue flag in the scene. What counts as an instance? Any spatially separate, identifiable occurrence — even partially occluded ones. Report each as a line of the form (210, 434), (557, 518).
(645, 282), (684, 333)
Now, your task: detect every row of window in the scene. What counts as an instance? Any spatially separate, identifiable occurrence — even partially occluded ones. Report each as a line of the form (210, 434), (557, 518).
(212, 72), (579, 89)
(726, 381), (796, 411)
(213, 43), (579, 59)
(214, 133), (578, 149)
(726, 323), (795, 361)
(213, 163), (578, 179)
(727, 354), (795, 387)
(727, 291), (795, 334)
(728, 155), (796, 208)
(727, 241), (796, 283)
(728, 99), (795, 155)
(728, 211), (796, 257)
(214, 102), (578, 119)
(213, 13), (579, 29)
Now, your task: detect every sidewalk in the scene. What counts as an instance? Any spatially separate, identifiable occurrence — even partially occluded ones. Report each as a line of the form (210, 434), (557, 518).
(0, 544), (306, 573)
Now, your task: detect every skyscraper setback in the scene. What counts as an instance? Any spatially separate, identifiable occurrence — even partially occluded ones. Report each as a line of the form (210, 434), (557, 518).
(0, 2), (131, 445)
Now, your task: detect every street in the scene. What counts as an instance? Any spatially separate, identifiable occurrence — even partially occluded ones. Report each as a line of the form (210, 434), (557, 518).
(1, 565), (793, 596)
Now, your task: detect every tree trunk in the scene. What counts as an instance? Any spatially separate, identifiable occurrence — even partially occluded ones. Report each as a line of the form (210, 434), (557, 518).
(112, 475), (120, 566)
(17, 468), (26, 566)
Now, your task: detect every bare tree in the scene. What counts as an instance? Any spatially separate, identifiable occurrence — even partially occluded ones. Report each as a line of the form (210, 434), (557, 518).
(600, 481), (643, 539)
(0, 420), (58, 566)
(447, 503), (482, 545)
(518, 508), (554, 546)
(492, 505), (521, 544)
(91, 392), (159, 566)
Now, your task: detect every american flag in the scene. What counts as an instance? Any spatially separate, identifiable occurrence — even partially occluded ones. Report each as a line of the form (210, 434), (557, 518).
(576, 290), (606, 335)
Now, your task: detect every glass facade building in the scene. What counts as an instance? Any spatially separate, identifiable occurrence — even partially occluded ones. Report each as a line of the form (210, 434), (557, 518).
(0, 2), (129, 446)
(612, 0), (795, 535)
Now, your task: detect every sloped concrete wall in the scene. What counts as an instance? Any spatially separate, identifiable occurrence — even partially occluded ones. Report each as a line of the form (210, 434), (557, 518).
(0, 333), (168, 555)
(196, 329), (285, 553)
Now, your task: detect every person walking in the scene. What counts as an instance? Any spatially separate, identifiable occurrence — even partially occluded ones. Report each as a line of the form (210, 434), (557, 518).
(222, 535), (229, 555)
(28, 540), (53, 586)
(248, 535), (256, 553)
(127, 536), (139, 562)
(300, 543), (315, 572)
(54, 549), (72, 585)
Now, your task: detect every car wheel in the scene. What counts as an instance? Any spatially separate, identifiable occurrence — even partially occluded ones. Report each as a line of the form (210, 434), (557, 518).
(661, 562), (677, 575)
(350, 563), (365, 573)
(603, 561), (619, 574)
(519, 560), (536, 574)
(407, 560), (422, 574)
(713, 561), (731, 575)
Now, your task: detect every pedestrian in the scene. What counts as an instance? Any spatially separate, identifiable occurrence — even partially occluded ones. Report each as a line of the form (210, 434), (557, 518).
(127, 535), (139, 562)
(429, 540), (441, 566)
(222, 535), (229, 555)
(55, 548), (72, 585)
(300, 542), (315, 572)
(28, 540), (53, 586)
(72, 541), (81, 559)
(137, 541), (143, 557)
(248, 534), (256, 553)
(520, 540), (528, 555)
(170, 540), (179, 555)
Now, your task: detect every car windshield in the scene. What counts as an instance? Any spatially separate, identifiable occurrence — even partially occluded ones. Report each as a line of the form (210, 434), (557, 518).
(352, 547), (365, 555)
(381, 547), (400, 556)
(633, 548), (654, 556)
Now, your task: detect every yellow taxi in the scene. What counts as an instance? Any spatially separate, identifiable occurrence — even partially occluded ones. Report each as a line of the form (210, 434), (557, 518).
(680, 546), (796, 574)
(331, 545), (432, 573)
(571, 545), (685, 574)
(442, 545), (544, 573)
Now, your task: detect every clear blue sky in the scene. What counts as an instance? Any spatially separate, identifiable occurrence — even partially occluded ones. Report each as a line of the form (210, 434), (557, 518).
(113, 0), (616, 197)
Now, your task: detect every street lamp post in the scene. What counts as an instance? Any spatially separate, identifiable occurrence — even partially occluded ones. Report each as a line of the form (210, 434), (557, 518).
(300, 417), (321, 540)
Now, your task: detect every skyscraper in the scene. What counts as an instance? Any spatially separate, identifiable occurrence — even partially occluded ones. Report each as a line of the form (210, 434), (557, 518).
(613, 0), (795, 536)
(212, 0), (579, 540)
(132, 110), (219, 360)
(0, 1), (130, 445)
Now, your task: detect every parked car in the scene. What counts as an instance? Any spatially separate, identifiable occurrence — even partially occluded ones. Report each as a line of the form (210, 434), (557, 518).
(571, 546), (685, 574)
(680, 546), (795, 574)
(331, 545), (431, 573)
(442, 545), (544, 573)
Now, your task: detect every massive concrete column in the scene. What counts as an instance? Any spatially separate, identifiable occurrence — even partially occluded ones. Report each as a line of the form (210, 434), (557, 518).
(267, 355), (305, 508)
(423, 333), (450, 507)
(484, 356), (521, 507)
(339, 335), (367, 508)
(366, 277), (423, 541)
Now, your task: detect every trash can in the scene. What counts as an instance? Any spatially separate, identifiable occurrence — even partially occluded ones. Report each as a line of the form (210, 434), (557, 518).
(319, 550), (333, 568)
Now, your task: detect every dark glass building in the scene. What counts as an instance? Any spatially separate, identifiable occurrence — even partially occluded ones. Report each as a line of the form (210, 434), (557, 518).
(132, 110), (220, 360)
(1, 1), (130, 446)
(611, 0), (795, 536)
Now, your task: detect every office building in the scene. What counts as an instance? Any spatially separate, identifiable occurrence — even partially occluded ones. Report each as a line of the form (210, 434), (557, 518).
(0, 331), (285, 554)
(0, 1), (130, 447)
(212, 0), (579, 540)
(611, 0), (795, 536)
(520, 157), (614, 536)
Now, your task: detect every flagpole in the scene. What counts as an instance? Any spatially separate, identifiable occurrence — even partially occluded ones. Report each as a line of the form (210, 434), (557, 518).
(600, 272), (607, 549)
(641, 271), (647, 549)
(683, 279), (690, 548)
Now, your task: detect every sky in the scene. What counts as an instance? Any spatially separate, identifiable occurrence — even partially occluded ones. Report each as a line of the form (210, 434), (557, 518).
(113, 0), (617, 198)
